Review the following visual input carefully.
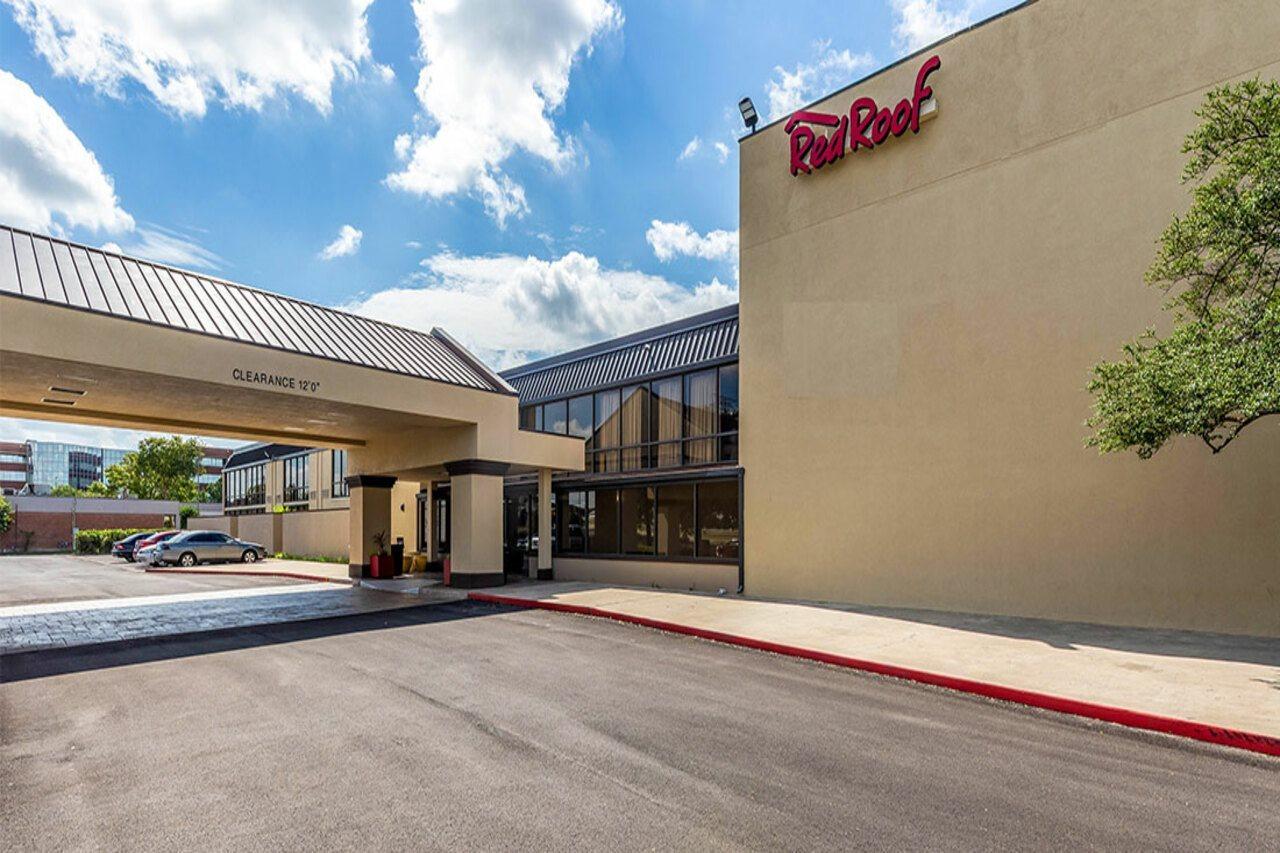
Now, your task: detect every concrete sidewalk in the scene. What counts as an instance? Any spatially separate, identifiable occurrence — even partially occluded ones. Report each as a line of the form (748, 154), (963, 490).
(471, 582), (1280, 750)
(146, 557), (353, 584)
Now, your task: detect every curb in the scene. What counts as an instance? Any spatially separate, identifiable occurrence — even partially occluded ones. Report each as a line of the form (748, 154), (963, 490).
(145, 567), (353, 586)
(468, 591), (1280, 759)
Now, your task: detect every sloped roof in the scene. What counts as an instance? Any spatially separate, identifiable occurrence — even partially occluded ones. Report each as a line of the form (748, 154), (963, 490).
(0, 224), (510, 394)
(501, 304), (738, 405)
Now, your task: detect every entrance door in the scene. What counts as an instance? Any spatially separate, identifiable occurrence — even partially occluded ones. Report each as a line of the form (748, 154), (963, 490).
(433, 492), (450, 558)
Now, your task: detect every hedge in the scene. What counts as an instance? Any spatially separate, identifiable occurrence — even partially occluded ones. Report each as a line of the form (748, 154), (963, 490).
(75, 528), (155, 554)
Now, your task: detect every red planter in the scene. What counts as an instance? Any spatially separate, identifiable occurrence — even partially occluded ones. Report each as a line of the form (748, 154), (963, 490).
(369, 554), (396, 579)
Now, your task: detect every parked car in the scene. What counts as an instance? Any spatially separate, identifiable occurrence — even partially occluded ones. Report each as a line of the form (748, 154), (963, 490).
(111, 531), (155, 561)
(149, 530), (268, 567)
(133, 530), (180, 565)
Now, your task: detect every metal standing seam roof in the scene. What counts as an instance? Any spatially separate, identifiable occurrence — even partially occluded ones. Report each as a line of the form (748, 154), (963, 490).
(0, 224), (510, 395)
(500, 304), (739, 405)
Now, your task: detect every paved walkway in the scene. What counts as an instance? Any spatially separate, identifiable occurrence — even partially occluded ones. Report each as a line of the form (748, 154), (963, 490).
(146, 557), (353, 584)
(0, 583), (432, 655)
(471, 582), (1280, 743)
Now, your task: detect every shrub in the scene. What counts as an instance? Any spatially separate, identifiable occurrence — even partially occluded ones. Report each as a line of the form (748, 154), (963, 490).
(75, 528), (153, 554)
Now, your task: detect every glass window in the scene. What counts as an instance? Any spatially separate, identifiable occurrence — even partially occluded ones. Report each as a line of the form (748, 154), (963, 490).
(283, 455), (308, 505)
(684, 369), (717, 465)
(697, 480), (740, 559)
(519, 406), (538, 431)
(719, 364), (739, 462)
(620, 384), (650, 471)
(620, 486), (655, 555)
(568, 395), (593, 439)
(593, 389), (620, 473)
(332, 450), (349, 497)
(656, 483), (696, 557)
(587, 488), (619, 554)
(651, 376), (682, 468)
(543, 400), (568, 435)
(559, 491), (587, 553)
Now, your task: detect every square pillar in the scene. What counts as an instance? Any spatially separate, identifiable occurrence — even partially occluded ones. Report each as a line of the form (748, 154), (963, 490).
(445, 460), (508, 588)
(346, 474), (396, 578)
(537, 467), (553, 580)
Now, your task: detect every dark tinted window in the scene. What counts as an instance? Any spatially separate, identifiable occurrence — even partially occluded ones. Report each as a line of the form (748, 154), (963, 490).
(620, 486), (655, 555)
(657, 484), (696, 557)
(697, 480), (740, 559)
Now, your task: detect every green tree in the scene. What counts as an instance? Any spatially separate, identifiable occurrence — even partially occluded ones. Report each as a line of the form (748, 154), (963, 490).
(198, 477), (222, 504)
(1088, 78), (1280, 458)
(49, 484), (79, 497)
(0, 495), (12, 536)
(81, 481), (116, 497)
(105, 436), (205, 500)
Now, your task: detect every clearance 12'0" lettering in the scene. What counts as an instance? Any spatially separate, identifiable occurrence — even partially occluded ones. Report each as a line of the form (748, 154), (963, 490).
(786, 55), (941, 177)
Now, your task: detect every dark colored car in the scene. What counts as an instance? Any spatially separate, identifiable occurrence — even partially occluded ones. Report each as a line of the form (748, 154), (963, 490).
(111, 531), (155, 561)
(132, 530), (180, 564)
(150, 531), (268, 567)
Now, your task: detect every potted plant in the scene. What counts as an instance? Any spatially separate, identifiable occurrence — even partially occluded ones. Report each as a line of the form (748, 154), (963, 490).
(369, 530), (395, 578)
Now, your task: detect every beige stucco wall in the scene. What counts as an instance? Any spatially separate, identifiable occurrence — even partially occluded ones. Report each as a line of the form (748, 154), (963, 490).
(739, 0), (1280, 636)
(280, 508), (348, 560)
(236, 513), (281, 554)
(186, 516), (235, 536)
(555, 558), (738, 594)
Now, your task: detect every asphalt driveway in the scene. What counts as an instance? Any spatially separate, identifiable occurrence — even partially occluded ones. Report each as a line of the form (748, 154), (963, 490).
(0, 554), (310, 607)
(2, 601), (1276, 851)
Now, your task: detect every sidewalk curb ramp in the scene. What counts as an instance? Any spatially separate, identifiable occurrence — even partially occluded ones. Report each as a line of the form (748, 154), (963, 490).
(468, 591), (1280, 759)
(146, 567), (353, 586)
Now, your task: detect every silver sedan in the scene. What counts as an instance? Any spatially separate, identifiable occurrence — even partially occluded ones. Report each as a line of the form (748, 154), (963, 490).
(149, 531), (269, 567)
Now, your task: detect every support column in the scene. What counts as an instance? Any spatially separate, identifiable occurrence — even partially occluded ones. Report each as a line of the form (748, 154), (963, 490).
(537, 467), (553, 580)
(346, 474), (395, 578)
(444, 459), (508, 588)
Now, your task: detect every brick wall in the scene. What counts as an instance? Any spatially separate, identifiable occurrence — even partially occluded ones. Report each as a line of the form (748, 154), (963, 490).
(1, 511), (168, 552)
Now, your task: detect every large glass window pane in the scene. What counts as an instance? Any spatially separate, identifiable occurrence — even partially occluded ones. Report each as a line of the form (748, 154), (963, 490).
(620, 486), (655, 555)
(651, 376), (682, 468)
(519, 406), (537, 431)
(543, 400), (568, 434)
(560, 491), (587, 553)
(620, 384), (650, 471)
(697, 480), (740, 559)
(588, 488), (619, 554)
(719, 363), (739, 462)
(684, 369), (717, 465)
(593, 389), (620, 473)
(568, 396), (593, 439)
(656, 483), (696, 557)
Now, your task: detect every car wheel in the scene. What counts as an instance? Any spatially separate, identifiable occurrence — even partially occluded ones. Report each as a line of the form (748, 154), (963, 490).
(242, 549), (258, 564)
(179, 552), (197, 567)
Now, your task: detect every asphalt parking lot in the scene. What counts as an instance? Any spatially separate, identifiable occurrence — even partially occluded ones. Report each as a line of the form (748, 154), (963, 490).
(0, 553), (310, 607)
(2, 601), (1276, 851)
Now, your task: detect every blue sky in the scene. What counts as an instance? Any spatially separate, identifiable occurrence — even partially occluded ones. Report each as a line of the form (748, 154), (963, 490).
(0, 0), (1017, 449)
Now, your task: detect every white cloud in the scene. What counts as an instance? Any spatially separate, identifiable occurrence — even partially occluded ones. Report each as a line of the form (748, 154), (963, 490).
(891, 0), (974, 54)
(765, 40), (876, 120)
(5, 0), (381, 118)
(0, 68), (133, 234)
(341, 250), (736, 369)
(713, 141), (730, 164)
(645, 220), (738, 263)
(0, 416), (241, 451)
(116, 225), (222, 270)
(385, 0), (622, 227)
(678, 137), (701, 161)
(405, 240), (422, 249)
(318, 224), (362, 260)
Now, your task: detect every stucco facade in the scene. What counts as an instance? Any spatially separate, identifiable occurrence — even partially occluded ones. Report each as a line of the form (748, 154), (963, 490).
(738, 0), (1280, 635)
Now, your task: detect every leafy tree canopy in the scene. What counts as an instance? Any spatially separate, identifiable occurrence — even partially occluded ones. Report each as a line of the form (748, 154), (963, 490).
(105, 436), (205, 501)
(1088, 77), (1280, 457)
(0, 495), (12, 535)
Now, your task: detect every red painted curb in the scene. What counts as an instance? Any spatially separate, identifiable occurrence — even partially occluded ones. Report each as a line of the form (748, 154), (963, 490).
(469, 591), (1280, 759)
(146, 567), (352, 586)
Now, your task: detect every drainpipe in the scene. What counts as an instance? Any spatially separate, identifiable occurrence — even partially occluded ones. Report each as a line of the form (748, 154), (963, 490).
(736, 467), (744, 595)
